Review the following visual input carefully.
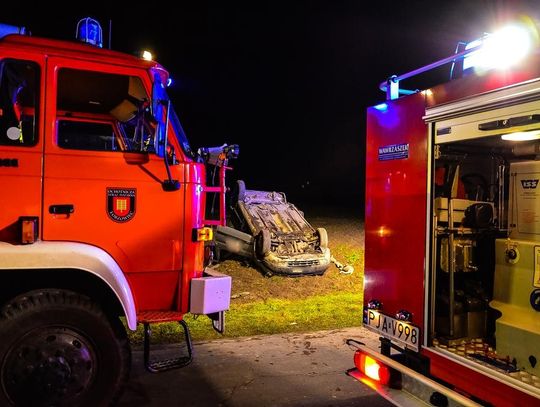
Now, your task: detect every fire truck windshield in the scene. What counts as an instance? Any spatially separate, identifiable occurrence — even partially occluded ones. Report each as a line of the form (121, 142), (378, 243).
(169, 105), (195, 159)
(152, 75), (195, 160)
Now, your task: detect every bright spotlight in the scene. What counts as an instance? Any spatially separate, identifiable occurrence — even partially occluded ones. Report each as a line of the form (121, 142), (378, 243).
(141, 50), (153, 61)
(464, 24), (533, 71)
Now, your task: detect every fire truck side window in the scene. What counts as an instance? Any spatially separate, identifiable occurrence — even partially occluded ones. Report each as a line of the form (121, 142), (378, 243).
(0, 60), (39, 146)
(57, 120), (117, 151)
(56, 68), (154, 153)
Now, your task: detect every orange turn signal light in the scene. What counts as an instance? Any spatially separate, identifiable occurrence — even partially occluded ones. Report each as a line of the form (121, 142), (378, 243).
(19, 216), (38, 244)
(194, 227), (214, 242)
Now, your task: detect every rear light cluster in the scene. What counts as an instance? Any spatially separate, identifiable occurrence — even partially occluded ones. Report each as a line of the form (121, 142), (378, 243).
(354, 350), (390, 384)
(353, 349), (401, 388)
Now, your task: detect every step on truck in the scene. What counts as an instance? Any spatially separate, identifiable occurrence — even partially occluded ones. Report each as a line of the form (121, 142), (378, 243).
(348, 18), (540, 406)
(0, 18), (234, 406)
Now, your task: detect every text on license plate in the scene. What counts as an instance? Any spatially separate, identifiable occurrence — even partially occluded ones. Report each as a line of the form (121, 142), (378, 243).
(363, 309), (420, 352)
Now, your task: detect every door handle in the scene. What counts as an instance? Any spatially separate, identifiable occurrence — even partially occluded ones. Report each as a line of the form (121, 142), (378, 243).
(49, 204), (74, 215)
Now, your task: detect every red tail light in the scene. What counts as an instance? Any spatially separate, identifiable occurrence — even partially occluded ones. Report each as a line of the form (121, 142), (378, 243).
(354, 350), (390, 385)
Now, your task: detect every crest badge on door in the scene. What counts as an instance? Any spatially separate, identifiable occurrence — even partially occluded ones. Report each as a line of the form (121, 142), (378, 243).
(107, 188), (136, 223)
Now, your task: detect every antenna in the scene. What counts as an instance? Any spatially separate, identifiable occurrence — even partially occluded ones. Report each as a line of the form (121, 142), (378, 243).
(108, 19), (112, 50)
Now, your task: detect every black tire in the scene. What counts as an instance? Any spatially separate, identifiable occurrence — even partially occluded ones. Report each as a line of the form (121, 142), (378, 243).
(0, 289), (131, 407)
(317, 227), (328, 249)
(236, 180), (246, 203)
(255, 229), (271, 257)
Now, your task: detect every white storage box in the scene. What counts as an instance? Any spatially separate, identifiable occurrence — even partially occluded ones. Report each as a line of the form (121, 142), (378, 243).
(190, 268), (232, 314)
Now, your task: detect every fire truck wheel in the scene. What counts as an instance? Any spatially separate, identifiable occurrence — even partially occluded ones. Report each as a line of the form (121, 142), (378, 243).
(255, 229), (271, 256)
(317, 227), (328, 249)
(0, 289), (131, 407)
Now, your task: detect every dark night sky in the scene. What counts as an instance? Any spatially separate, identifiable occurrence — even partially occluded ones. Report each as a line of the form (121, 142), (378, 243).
(3, 1), (539, 213)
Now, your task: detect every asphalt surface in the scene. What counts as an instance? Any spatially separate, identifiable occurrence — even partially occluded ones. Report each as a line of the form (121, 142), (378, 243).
(118, 326), (392, 406)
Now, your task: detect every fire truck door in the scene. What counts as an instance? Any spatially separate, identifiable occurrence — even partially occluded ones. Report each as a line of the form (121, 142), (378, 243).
(0, 55), (44, 243)
(41, 58), (185, 310)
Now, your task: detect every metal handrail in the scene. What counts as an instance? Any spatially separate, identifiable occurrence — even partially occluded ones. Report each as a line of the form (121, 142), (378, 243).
(379, 44), (482, 100)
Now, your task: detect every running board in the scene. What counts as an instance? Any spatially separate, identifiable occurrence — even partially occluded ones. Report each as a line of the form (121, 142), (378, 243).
(143, 320), (193, 373)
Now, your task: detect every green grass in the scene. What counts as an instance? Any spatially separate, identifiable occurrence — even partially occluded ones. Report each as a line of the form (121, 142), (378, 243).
(332, 244), (363, 266)
(128, 291), (363, 344)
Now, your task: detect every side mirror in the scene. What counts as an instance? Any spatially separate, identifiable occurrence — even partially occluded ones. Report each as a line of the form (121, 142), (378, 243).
(152, 75), (168, 158)
(153, 102), (166, 158)
(152, 73), (179, 191)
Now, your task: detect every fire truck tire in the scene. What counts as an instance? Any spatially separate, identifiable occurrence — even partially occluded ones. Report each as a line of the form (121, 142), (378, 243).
(0, 289), (131, 407)
(255, 229), (271, 257)
(317, 227), (328, 249)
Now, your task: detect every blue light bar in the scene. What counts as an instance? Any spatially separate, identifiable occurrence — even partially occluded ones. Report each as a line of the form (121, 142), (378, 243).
(0, 23), (27, 40)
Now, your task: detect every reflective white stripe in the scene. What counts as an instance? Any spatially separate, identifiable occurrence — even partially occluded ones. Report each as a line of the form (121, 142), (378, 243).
(0, 241), (137, 330)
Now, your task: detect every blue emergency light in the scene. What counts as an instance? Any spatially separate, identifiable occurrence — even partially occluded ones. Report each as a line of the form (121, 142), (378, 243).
(76, 17), (103, 48)
(0, 23), (27, 40)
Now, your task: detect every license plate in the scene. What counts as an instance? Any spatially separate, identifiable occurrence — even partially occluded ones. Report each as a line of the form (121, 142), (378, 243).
(363, 309), (420, 352)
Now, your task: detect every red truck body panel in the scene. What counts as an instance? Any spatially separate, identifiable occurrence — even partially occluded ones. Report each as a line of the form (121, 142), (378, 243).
(365, 92), (428, 327)
(426, 349), (540, 407)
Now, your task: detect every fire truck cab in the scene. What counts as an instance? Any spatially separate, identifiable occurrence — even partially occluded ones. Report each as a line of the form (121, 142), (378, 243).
(351, 20), (540, 406)
(0, 20), (232, 406)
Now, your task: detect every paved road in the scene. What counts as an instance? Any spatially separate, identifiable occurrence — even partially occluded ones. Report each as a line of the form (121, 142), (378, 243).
(118, 326), (392, 406)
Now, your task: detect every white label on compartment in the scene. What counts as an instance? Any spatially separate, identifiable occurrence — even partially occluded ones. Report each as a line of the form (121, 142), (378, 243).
(515, 172), (540, 235)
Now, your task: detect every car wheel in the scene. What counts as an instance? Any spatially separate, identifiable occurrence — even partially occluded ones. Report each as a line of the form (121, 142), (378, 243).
(255, 229), (271, 256)
(0, 289), (131, 407)
(317, 227), (328, 249)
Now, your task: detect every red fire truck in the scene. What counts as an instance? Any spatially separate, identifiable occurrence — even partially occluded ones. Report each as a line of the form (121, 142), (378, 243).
(0, 18), (234, 406)
(349, 19), (540, 406)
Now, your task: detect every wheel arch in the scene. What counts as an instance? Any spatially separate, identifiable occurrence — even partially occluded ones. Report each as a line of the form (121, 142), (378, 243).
(0, 241), (137, 330)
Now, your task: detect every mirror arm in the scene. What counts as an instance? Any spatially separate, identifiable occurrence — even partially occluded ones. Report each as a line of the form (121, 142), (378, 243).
(161, 99), (180, 192)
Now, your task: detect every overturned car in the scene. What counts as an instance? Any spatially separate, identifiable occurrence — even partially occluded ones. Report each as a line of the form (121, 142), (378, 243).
(215, 181), (331, 276)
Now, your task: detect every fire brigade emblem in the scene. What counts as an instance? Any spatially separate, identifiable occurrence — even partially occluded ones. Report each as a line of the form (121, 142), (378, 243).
(107, 188), (136, 222)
